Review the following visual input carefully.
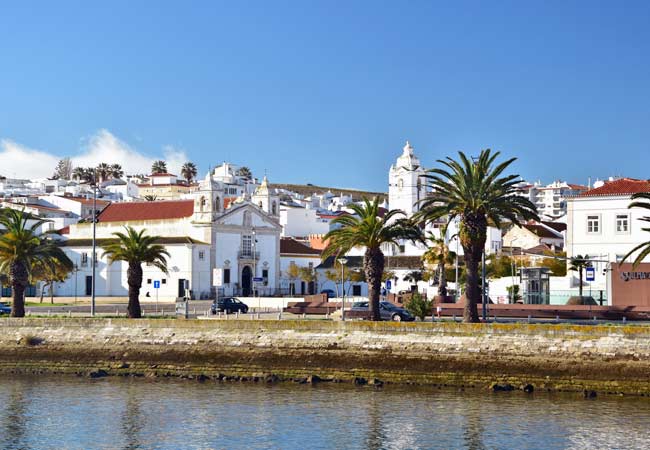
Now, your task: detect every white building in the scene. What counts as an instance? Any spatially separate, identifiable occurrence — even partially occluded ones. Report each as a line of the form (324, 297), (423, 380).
(279, 238), (322, 295)
(566, 177), (650, 291)
(55, 173), (283, 301)
(388, 141), (427, 218)
(516, 180), (588, 220)
(279, 204), (330, 238)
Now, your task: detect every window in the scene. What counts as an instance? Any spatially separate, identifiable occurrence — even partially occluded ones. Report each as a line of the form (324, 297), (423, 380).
(587, 215), (600, 233)
(80, 253), (88, 267)
(162, 279), (166, 284)
(198, 250), (205, 260)
(352, 285), (362, 296)
(242, 235), (252, 256)
(616, 214), (630, 233)
(223, 268), (231, 284)
(147, 279), (152, 285)
(262, 269), (269, 286)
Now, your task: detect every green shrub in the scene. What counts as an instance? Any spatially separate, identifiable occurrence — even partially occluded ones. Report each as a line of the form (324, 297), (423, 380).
(404, 292), (432, 321)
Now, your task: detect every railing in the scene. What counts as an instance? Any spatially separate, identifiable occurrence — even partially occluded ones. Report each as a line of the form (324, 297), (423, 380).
(237, 250), (260, 260)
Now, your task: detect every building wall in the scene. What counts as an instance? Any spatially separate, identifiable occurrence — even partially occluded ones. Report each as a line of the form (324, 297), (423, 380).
(279, 254), (322, 294)
(280, 207), (330, 238)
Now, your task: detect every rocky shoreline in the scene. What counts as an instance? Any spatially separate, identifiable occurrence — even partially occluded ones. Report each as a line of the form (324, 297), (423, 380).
(2, 318), (650, 396)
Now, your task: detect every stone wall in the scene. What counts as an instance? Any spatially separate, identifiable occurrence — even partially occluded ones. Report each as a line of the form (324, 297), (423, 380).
(2, 319), (650, 394)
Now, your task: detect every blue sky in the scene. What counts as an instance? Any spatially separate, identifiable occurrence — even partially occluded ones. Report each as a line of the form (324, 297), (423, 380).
(1, 1), (649, 191)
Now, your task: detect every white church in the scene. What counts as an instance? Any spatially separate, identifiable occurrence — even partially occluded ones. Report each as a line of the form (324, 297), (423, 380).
(55, 168), (283, 301)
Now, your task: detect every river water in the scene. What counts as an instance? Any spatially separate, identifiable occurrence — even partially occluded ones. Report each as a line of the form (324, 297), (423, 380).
(1, 376), (649, 449)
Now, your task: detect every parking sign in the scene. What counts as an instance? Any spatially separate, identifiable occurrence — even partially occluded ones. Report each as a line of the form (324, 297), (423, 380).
(585, 267), (595, 282)
(153, 280), (161, 289)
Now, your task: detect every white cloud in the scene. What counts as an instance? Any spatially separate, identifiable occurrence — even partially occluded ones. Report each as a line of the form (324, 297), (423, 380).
(0, 129), (190, 179)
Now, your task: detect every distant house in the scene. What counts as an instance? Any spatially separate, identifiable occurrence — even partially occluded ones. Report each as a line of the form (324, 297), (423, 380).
(502, 221), (566, 252)
(279, 238), (322, 295)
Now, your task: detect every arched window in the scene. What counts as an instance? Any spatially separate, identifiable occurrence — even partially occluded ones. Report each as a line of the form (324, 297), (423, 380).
(398, 179), (404, 190)
(200, 196), (206, 211)
(272, 201), (277, 215)
(214, 196), (220, 212)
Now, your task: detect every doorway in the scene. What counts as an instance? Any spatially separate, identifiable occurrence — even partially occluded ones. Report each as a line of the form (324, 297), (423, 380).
(85, 276), (92, 296)
(241, 266), (252, 296)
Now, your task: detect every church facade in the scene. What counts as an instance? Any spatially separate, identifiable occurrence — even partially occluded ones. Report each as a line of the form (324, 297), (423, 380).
(55, 168), (282, 301)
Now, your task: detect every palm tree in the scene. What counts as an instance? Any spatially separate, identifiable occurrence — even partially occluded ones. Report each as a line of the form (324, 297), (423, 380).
(569, 255), (591, 298)
(416, 150), (538, 322)
(623, 192), (650, 268)
(0, 209), (73, 317)
(101, 227), (170, 318)
(322, 197), (421, 321)
(143, 194), (158, 202)
(423, 234), (456, 298)
(181, 162), (198, 184)
(109, 164), (124, 180)
(151, 160), (167, 175)
(72, 167), (91, 182)
(96, 163), (111, 182)
(236, 166), (252, 180)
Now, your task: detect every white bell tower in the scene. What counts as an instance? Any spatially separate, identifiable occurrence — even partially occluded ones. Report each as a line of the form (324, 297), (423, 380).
(388, 141), (426, 217)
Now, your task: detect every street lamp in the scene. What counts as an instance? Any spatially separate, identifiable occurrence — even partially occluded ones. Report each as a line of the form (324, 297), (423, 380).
(337, 257), (347, 321)
(90, 171), (98, 317)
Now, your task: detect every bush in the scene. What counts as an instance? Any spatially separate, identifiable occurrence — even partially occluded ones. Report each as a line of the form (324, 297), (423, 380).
(404, 292), (432, 321)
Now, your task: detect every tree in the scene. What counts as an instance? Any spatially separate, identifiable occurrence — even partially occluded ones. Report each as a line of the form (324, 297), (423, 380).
(101, 227), (170, 318)
(53, 158), (73, 180)
(236, 166), (252, 180)
(286, 262), (300, 295)
(109, 164), (124, 180)
(143, 195), (158, 202)
(404, 292), (431, 321)
(151, 160), (167, 175)
(0, 209), (73, 317)
(623, 192), (650, 268)
(323, 197), (421, 321)
(32, 258), (72, 304)
(181, 162), (198, 184)
(541, 251), (567, 276)
(569, 255), (591, 298)
(416, 150), (538, 322)
(297, 266), (318, 294)
(73, 167), (95, 183)
(324, 262), (351, 297)
(96, 163), (111, 183)
(422, 234), (456, 297)
(506, 285), (522, 303)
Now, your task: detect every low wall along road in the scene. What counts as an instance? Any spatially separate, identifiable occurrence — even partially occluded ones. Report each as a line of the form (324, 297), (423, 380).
(2, 318), (650, 395)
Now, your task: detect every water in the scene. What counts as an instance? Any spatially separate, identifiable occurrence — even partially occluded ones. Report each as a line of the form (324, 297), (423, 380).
(1, 376), (649, 449)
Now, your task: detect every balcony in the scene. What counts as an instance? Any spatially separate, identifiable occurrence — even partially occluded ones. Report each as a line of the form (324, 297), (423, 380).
(238, 250), (260, 260)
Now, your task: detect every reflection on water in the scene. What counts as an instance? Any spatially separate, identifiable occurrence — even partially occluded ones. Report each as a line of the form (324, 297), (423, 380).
(1, 376), (650, 449)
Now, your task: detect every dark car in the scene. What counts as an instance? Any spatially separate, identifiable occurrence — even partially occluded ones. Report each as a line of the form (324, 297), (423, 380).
(351, 301), (414, 322)
(320, 289), (336, 299)
(211, 297), (249, 314)
(0, 303), (11, 315)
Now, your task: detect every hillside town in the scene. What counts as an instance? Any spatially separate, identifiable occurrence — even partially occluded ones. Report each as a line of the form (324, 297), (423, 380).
(1, 141), (648, 310)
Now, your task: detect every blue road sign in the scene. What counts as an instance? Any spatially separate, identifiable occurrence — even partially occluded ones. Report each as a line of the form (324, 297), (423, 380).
(585, 267), (596, 282)
(253, 277), (264, 282)
(386, 280), (392, 290)
(153, 280), (161, 289)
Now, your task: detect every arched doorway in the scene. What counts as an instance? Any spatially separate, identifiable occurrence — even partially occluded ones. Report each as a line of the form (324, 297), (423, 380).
(241, 266), (252, 297)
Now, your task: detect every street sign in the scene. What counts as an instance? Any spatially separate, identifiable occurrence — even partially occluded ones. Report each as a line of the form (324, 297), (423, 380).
(213, 268), (223, 287)
(253, 277), (264, 282)
(386, 280), (392, 290)
(586, 267), (596, 282)
(153, 280), (161, 289)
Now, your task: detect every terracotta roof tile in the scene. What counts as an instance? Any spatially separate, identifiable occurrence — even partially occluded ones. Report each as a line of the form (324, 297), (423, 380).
(578, 178), (650, 197)
(280, 238), (321, 255)
(97, 200), (194, 222)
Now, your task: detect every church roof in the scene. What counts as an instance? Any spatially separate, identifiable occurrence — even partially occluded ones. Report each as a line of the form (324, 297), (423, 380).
(97, 200), (194, 222)
(394, 140), (421, 170)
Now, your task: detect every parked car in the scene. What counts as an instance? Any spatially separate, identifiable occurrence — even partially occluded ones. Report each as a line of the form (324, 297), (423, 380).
(211, 297), (249, 314)
(0, 303), (11, 315)
(350, 301), (414, 322)
(320, 289), (336, 299)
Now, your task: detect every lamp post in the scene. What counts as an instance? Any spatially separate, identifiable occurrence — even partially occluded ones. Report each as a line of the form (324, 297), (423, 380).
(337, 257), (347, 321)
(91, 172), (98, 317)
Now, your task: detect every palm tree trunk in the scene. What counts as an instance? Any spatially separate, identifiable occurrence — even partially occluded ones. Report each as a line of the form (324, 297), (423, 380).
(460, 216), (485, 323)
(579, 267), (583, 297)
(364, 247), (385, 321)
(10, 261), (27, 318)
(438, 260), (447, 297)
(127, 262), (143, 318)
